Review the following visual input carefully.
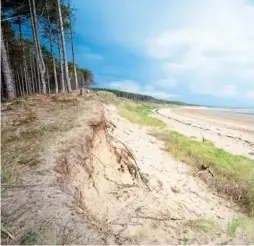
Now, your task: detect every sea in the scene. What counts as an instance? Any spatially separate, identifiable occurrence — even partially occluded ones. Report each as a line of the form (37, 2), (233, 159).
(207, 108), (254, 119)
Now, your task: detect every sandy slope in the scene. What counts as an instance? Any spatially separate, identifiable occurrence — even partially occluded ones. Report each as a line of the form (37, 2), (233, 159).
(154, 107), (254, 159)
(97, 105), (249, 244)
(2, 96), (252, 245)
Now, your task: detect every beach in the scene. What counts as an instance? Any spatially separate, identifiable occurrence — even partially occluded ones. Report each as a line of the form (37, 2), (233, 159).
(154, 107), (254, 159)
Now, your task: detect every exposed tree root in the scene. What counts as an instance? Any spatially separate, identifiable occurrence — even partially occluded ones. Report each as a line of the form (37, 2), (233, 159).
(108, 134), (151, 191)
(132, 215), (182, 221)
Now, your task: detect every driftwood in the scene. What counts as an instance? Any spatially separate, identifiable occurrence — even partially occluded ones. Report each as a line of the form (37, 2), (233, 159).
(194, 167), (215, 177)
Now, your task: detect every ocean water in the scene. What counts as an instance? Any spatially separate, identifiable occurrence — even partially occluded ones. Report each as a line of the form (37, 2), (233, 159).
(207, 109), (254, 119)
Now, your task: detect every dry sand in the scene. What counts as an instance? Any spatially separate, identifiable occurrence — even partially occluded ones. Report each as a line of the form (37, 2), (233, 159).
(154, 107), (254, 159)
(97, 105), (249, 244)
(2, 96), (253, 245)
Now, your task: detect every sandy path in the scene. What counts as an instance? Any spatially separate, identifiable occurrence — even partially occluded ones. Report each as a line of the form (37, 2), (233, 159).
(101, 105), (249, 244)
(154, 107), (254, 159)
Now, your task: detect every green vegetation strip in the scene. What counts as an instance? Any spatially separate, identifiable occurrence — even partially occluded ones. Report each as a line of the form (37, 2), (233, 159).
(166, 131), (254, 214)
(119, 105), (254, 216)
(118, 105), (167, 127)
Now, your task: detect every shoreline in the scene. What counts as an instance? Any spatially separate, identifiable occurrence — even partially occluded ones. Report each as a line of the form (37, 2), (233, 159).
(154, 107), (254, 159)
(179, 107), (254, 132)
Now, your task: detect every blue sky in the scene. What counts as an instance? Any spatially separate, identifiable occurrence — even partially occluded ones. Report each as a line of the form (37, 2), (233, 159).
(70, 0), (254, 107)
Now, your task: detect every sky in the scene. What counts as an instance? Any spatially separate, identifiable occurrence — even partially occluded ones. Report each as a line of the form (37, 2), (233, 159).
(70, 0), (254, 107)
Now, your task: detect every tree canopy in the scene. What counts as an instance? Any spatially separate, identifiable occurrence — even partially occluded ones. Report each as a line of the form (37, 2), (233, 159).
(92, 88), (192, 105)
(1, 0), (94, 99)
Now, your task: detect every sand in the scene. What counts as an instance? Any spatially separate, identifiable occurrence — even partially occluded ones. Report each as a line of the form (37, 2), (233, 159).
(98, 105), (248, 244)
(2, 96), (253, 245)
(154, 107), (254, 159)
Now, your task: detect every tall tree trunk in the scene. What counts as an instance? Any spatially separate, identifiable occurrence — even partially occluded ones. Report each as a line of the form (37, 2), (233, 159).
(57, 0), (72, 92)
(24, 67), (29, 95)
(46, 2), (58, 94)
(20, 67), (25, 95)
(46, 68), (51, 94)
(1, 30), (16, 99)
(57, 29), (65, 92)
(80, 75), (85, 96)
(30, 56), (35, 93)
(28, 0), (46, 94)
(5, 39), (10, 64)
(18, 14), (30, 95)
(68, 0), (78, 89)
(20, 65), (28, 95)
(16, 70), (22, 97)
(32, 57), (37, 93)
(36, 60), (41, 93)
(20, 66), (26, 96)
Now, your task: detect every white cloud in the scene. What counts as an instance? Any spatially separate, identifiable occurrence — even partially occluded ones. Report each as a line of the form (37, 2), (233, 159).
(152, 78), (178, 89)
(245, 69), (254, 79)
(107, 80), (179, 99)
(108, 80), (139, 93)
(77, 0), (254, 106)
(164, 63), (186, 71)
(246, 91), (254, 99)
(145, 0), (254, 100)
(213, 85), (238, 98)
(142, 91), (179, 99)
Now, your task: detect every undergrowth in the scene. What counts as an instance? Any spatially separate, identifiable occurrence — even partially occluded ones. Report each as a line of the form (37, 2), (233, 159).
(1, 94), (87, 184)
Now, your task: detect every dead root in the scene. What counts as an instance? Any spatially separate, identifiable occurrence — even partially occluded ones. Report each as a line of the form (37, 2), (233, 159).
(73, 196), (137, 244)
(88, 106), (151, 190)
(132, 215), (181, 221)
(108, 135), (151, 191)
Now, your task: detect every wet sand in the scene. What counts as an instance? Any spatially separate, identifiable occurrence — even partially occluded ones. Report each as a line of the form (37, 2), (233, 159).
(154, 107), (254, 159)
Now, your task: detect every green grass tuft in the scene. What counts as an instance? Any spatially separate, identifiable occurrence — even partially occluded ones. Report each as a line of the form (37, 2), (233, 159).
(227, 218), (254, 240)
(1, 168), (12, 184)
(191, 219), (219, 234)
(118, 105), (166, 127)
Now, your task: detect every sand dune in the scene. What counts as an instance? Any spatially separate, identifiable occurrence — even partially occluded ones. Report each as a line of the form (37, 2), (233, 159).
(2, 96), (252, 244)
